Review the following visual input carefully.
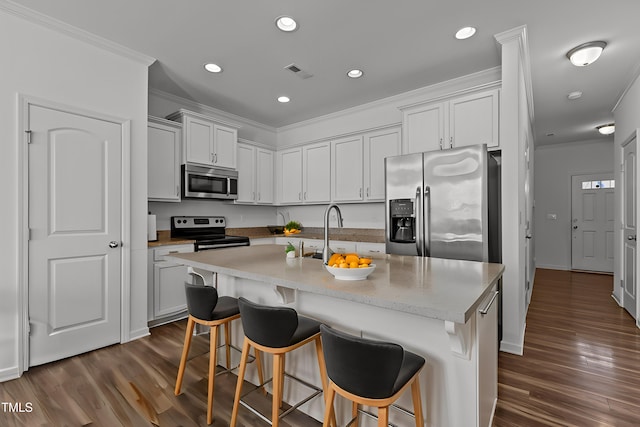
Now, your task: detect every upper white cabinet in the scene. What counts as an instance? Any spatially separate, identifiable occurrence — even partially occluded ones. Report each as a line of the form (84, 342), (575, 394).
(237, 141), (274, 204)
(167, 109), (238, 169)
(363, 127), (401, 201)
(148, 116), (181, 202)
(277, 147), (303, 204)
(332, 127), (400, 202)
(277, 142), (331, 204)
(303, 142), (331, 203)
(401, 88), (499, 153)
(332, 135), (363, 202)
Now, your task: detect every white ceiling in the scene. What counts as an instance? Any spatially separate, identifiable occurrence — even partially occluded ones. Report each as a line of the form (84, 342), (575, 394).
(11, 0), (640, 146)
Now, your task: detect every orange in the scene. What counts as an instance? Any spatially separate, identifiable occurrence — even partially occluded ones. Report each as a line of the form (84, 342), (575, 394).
(359, 258), (372, 265)
(345, 254), (359, 264)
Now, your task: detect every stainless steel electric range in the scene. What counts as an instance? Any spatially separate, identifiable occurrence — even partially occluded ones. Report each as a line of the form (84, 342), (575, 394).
(170, 216), (250, 251)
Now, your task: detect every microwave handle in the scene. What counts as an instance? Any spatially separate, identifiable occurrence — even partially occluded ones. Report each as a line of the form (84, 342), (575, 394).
(227, 177), (230, 197)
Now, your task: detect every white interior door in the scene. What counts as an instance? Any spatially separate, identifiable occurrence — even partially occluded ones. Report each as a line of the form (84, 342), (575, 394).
(622, 136), (637, 319)
(571, 173), (615, 273)
(28, 104), (122, 367)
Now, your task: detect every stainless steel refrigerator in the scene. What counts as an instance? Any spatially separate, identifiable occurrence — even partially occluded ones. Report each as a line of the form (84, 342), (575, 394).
(385, 144), (501, 263)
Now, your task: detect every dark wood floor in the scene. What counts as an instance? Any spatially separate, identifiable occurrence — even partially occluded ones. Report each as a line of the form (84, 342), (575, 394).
(494, 269), (640, 426)
(1, 269), (639, 426)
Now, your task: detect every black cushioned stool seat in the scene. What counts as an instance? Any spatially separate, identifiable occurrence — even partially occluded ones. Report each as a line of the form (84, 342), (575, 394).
(320, 324), (425, 427)
(230, 297), (335, 427)
(175, 284), (257, 425)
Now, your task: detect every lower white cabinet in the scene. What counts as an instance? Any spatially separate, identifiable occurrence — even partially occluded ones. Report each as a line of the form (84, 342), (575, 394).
(477, 283), (499, 427)
(148, 244), (193, 326)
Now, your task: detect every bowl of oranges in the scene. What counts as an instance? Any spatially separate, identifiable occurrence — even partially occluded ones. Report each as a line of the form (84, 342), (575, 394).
(324, 253), (375, 281)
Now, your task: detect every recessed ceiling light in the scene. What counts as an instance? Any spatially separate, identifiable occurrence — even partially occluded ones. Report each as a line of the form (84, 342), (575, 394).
(275, 16), (298, 32)
(347, 69), (364, 79)
(596, 123), (615, 135)
(204, 63), (222, 73)
(455, 27), (476, 40)
(566, 41), (606, 66)
(567, 91), (583, 100)
(277, 96), (290, 103)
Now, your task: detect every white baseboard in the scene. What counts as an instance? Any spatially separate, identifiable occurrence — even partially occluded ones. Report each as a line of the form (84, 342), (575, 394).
(0, 366), (21, 383)
(126, 327), (150, 342)
(535, 264), (570, 271)
(499, 322), (526, 355)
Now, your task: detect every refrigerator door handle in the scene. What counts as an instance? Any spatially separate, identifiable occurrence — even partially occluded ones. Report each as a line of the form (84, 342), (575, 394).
(424, 186), (431, 256)
(415, 186), (423, 256)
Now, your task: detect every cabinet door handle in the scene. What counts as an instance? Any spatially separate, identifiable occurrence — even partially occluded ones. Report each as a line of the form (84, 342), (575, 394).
(439, 138), (443, 150)
(214, 153), (217, 164)
(252, 191), (255, 201)
(479, 290), (499, 315)
(298, 192), (302, 201)
(449, 137), (453, 149)
(359, 188), (362, 198)
(304, 191), (307, 200)
(258, 192), (261, 201)
(176, 185), (180, 197)
(366, 187), (370, 197)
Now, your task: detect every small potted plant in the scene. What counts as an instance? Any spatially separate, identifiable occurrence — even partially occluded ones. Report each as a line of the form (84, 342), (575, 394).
(285, 241), (296, 258)
(284, 221), (302, 236)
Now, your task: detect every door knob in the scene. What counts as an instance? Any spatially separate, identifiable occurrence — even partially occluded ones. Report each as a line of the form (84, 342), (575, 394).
(108, 241), (119, 248)
(572, 225), (578, 230)
(628, 235), (637, 241)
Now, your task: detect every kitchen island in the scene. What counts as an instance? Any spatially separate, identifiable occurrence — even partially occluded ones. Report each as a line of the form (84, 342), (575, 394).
(169, 244), (504, 427)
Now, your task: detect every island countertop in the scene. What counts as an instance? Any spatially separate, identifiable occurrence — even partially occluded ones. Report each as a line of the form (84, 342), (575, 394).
(169, 244), (504, 324)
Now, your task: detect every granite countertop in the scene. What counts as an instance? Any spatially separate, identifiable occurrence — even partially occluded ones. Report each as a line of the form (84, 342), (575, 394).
(168, 244), (504, 324)
(149, 227), (385, 248)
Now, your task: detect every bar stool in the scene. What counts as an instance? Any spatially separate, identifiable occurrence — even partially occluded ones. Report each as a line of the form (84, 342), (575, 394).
(319, 324), (425, 427)
(230, 297), (334, 427)
(174, 283), (262, 425)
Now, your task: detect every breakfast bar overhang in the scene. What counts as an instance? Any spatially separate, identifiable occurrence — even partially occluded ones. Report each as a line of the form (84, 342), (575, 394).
(169, 244), (505, 427)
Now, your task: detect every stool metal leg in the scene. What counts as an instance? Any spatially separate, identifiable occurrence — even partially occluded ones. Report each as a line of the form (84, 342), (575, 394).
(175, 317), (195, 395)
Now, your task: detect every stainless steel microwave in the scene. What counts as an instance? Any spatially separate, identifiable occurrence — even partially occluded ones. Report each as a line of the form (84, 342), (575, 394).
(182, 164), (238, 200)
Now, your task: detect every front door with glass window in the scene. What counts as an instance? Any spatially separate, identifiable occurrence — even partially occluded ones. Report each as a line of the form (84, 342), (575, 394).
(571, 173), (615, 272)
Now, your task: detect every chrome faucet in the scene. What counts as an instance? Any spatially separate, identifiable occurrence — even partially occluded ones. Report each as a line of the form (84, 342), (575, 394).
(322, 204), (344, 264)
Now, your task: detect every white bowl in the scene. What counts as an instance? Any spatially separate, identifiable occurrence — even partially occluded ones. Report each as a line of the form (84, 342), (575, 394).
(325, 264), (376, 281)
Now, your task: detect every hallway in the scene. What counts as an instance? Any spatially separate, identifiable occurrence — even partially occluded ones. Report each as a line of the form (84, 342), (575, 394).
(494, 269), (640, 426)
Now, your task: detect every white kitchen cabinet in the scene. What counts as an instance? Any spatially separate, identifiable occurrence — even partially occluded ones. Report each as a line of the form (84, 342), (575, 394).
(401, 88), (499, 153)
(148, 244), (193, 326)
(332, 127), (400, 203)
(277, 142), (330, 204)
(237, 141), (274, 204)
(303, 142), (331, 203)
(277, 147), (303, 203)
(364, 127), (401, 201)
(356, 242), (386, 257)
(477, 283), (499, 427)
(148, 117), (182, 202)
(449, 89), (500, 150)
(332, 135), (364, 202)
(167, 109), (238, 169)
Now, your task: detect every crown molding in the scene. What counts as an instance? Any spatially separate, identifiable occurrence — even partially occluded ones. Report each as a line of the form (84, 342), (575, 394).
(535, 137), (613, 150)
(277, 67), (501, 133)
(149, 88), (277, 134)
(612, 58), (640, 113)
(0, 0), (155, 66)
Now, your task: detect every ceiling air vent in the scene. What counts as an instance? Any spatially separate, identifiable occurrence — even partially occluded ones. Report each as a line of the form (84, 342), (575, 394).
(285, 63), (313, 79)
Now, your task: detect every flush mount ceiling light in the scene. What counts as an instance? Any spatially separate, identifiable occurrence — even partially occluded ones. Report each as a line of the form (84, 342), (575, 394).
(596, 123), (615, 135)
(566, 41), (606, 66)
(277, 96), (290, 103)
(347, 69), (364, 79)
(275, 15), (298, 32)
(455, 26), (476, 40)
(204, 63), (222, 73)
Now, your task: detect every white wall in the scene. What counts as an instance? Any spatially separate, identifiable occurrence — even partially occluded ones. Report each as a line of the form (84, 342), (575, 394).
(534, 140), (614, 270)
(612, 68), (640, 307)
(0, 6), (150, 380)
